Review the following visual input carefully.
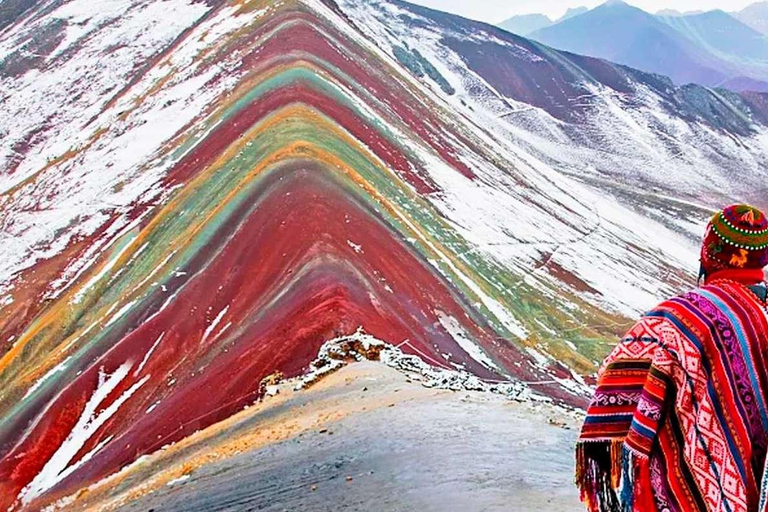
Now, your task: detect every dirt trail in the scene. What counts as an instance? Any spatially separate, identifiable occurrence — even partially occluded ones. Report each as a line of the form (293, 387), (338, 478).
(115, 362), (583, 512)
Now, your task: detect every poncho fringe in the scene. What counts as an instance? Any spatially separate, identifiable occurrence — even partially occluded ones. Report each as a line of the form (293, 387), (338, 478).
(575, 440), (654, 512)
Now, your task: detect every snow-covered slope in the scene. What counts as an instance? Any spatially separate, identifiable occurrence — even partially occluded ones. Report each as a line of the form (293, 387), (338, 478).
(339, 0), (768, 312)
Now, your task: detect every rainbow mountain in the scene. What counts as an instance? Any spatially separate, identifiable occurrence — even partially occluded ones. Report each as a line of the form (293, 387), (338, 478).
(1, 0), (767, 509)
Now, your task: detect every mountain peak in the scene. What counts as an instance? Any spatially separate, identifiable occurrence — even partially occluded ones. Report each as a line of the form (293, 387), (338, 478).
(592, 0), (646, 15)
(657, 9), (683, 16)
(557, 6), (588, 22)
(498, 12), (553, 35)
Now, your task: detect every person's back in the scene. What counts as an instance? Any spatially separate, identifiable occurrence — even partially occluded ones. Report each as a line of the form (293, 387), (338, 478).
(576, 204), (768, 512)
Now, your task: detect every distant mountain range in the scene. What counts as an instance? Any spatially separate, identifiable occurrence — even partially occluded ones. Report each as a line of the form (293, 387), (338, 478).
(498, 7), (587, 36)
(656, 9), (704, 17)
(657, 9), (768, 62)
(499, 1), (768, 92)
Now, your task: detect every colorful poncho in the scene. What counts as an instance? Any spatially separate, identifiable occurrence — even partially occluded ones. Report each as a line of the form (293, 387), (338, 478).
(576, 273), (768, 512)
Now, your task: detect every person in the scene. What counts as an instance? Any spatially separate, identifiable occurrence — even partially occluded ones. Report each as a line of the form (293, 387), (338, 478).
(575, 204), (768, 512)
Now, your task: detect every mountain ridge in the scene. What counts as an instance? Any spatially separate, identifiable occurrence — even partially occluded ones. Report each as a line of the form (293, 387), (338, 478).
(498, 5), (588, 35)
(658, 9), (768, 64)
(527, 0), (768, 92)
(498, 13), (551, 36)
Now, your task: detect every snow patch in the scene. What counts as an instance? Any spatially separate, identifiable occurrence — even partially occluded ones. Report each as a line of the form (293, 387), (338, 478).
(297, 329), (531, 400)
(436, 311), (500, 371)
(23, 357), (72, 400)
(19, 362), (148, 505)
(200, 306), (230, 345)
(166, 474), (190, 486)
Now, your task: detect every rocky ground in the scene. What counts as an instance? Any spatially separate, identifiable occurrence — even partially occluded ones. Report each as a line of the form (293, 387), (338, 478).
(115, 362), (583, 512)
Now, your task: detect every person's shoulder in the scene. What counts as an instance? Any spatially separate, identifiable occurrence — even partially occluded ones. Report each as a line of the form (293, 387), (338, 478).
(641, 286), (736, 330)
(641, 291), (696, 318)
(631, 291), (709, 333)
(616, 297), (681, 338)
(698, 279), (768, 305)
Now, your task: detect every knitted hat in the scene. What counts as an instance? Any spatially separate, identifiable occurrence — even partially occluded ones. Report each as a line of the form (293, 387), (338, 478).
(701, 204), (768, 272)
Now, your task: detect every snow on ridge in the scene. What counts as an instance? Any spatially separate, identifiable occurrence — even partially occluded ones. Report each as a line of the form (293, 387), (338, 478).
(334, 0), (766, 319)
(297, 328), (537, 400)
(0, 1), (264, 293)
(0, 0), (757, 370)
(0, 0), (211, 189)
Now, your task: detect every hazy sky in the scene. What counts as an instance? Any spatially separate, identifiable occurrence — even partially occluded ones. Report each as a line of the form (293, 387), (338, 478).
(406, 0), (758, 23)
